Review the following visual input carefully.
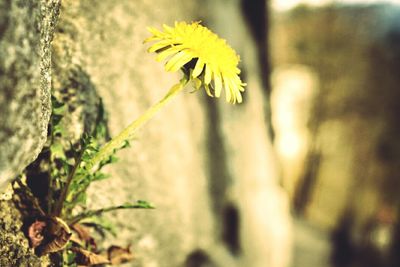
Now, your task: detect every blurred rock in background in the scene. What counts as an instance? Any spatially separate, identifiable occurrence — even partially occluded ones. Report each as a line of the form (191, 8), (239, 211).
(271, 1), (400, 267)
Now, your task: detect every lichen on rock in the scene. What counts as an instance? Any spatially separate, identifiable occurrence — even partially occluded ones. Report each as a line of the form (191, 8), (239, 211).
(0, 200), (44, 266)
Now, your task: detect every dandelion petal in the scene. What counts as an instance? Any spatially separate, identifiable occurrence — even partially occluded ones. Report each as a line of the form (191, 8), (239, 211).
(204, 64), (212, 85)
(224, 77), (232, 103)
(204, 83), (213, 97)
(192, 58), (205, 78)
(148, 41), (173, 53)
(165, 51), (193, 72)
(213, 70), (222, 98)
(156, 46), (181, 62)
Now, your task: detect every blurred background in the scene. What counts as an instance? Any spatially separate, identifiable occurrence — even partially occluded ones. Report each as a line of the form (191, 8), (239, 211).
(270, 0), (400, 266)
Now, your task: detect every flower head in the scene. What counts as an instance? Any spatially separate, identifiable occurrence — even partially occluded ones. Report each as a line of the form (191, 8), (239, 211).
(145, 21), (246, 104)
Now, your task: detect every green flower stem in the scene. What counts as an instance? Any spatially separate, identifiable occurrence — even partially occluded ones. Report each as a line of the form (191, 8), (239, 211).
(88, 78), (188, 170)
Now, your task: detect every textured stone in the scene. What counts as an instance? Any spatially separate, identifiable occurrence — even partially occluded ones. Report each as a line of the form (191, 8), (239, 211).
(0, 200), (43, 266)
(0, 0), (60, 189)
(0, 0), (60, 265)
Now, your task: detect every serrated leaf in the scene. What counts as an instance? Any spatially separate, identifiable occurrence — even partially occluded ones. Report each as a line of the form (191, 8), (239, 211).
(53, 104), (67, 116)
(93, 172), (109, 181)
(52, 114), (63, 125)
(121, 140), (130, 149)
(101, 155), (118, 166)
(52, 95), (65, 109)
(61, 161), (74, 175)
(86, 145), (99, 152)
(65, 248), (77, 266)
(53, 124), (65, 136)
(81, 153), (92, 162)
(129, 200), (155, 209)
(50, 142), (66, 160)
(81, 217), (117, 237)
(94, 123), (107, 139)
(68, 200), (155, 225)
(71, 191), (87, 206)
(93, 99), (109, 139)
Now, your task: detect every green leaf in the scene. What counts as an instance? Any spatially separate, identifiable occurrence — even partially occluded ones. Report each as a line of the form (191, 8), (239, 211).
(64, 246), (77, 266)
(127, 200), (155, 209)
(52, 95), (65, 109)
(93, 99), (109, 139)
(121, 139), (130, 149)
(53, 103), (67, 115)
(93, 172), (109, 181)
(52, 114), (63, 125)
(50, 142), (66, 160)
(53, 124), (65, 136)
(86, 145), (99, 152)
(81, 217), (117, 237)
(67, 200), (155, 225)
(61, 160), (74, 176)
(100, 155), (118, 166)
(81, 153), (92, 162)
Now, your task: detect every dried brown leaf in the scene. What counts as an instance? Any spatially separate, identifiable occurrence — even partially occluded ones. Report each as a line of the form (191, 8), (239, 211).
(108, 245), (134, 265)
(71, 247), (110, 266)
(28, 220), (46, 248)
(71, 223), (97, 250)
(38, 217), (72, 255)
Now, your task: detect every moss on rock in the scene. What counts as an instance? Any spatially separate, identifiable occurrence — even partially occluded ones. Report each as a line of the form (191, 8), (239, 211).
(0, 200), (44, 266)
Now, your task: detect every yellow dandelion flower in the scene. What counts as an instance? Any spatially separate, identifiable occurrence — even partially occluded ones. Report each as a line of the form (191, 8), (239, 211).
(145, 21), (246, 104)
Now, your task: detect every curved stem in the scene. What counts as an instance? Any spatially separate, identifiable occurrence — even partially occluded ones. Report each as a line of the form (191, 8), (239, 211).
(53, 147), (85, 217)
(88, 79), (188, 169)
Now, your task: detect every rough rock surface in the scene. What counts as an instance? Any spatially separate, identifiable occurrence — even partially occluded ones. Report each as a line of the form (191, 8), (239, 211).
(0, 200), (43, 266)
(0, 0), (60, 265)
(0, 0), (60, 188)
